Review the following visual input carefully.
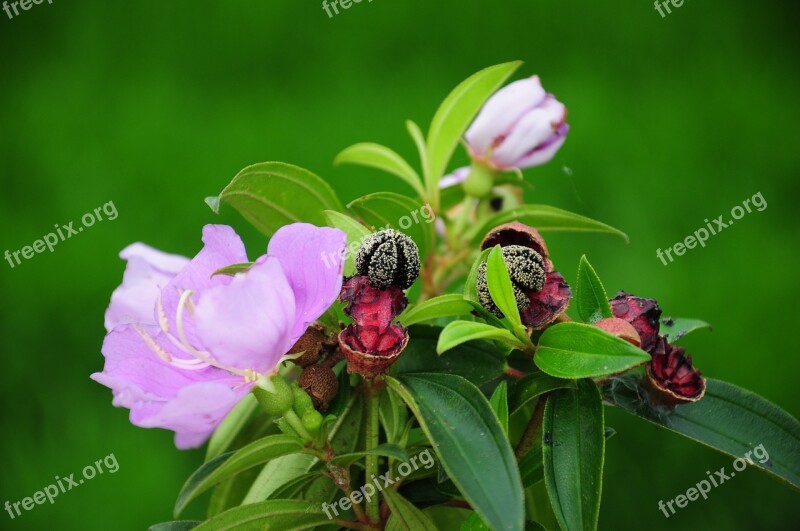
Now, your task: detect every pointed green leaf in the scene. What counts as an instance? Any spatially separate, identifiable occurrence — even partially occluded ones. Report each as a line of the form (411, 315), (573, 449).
(242, 453), (316, 504)
(536, 322), (650, 379)
(543, 380), (605, 531)
(331, 444), (409, 466)
(575, 255), (612, 324)
(192, 500), (329, 531)
(383, 488), (439, 531)
(468, 205), (629, 245)
(148, 522), (200, 531)
(174, 434), (305, 516)
(509, 373), (576, 415)
(438, 320), (525, 354)
(398, 294), (474, 326)
(490, 381), (509, 435)
(486, 245), (522, 327)
(387, 374), (525, 531)
(335, 143), (426, 198)
(207, 162), (343, 237)
(380, 386), (410, 444)
(205, 394), (259, 461)
(426, 62), (522, 184)
(660, 317), (712, 343)
(605, 376), (800, 489)
(519, 443), (544, 488)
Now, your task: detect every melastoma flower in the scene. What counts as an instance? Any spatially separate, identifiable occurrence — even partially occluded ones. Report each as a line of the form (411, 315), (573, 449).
(92, 223), (346, 449)
(479, 222), (572, 328)
(465, 76), (569, 171)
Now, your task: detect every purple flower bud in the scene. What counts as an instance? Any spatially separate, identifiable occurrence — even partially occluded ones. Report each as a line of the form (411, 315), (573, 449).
(465, 76), (569, 170)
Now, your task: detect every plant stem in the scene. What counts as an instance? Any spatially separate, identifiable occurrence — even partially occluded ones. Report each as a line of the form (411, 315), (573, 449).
(364, 378), (382, 523)
(515, 394), (548, 460)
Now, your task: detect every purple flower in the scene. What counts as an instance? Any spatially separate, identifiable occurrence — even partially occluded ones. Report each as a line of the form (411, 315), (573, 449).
(92, 223), (346, 449)
(465, 76), (569, 170)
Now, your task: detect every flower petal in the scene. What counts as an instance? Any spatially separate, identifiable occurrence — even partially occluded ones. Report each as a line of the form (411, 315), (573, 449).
(439, 166), (471, 189)
(267, 223), (346, 342)
(492, 96), (567, 169)
(104, 243), (189, 332)
(513, 123), (569, 169)
(466, 76), (547, 157)
(159, 225), (249, 347)
(194, 256), (296, 373)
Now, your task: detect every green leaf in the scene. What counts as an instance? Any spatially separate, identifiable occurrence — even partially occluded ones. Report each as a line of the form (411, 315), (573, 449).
(211, 263), (254, 278)
(347, 192), (433, 264)
(519, 443), (543, 488)
(383, 488), (438, 531)
(461, 512), (491, 531)
(323, 210), (372, 275)
(394, 325), (507, 386)
(174, 434), (305, 516)
(660, 317), (712, 343)
(206, 162), (343, 237)
(543, 380), (605, 531)
(486, 245), (522, 327)
(490, 381), (510, 435)
(407, 120), (429, 181)
(192, 500), (329, 531)
(380, 386), (410, 444)
(148, 522), (200, 531)
(205, 394), (258, 461)
(242, 453), (316, 504)
(331, 444), (409, 466)
(575, 255), (612, 324)
(398, 294), (474, 326)
(426, 61), (522, 185)
(335, 143), (426, 198)
(387, 373), (524, 531)
(438, 320), (525, 354)
(509, 373), (576, 416)
(605, 376), (800, 489)
(467, 205), (629, 245)
(535, 322), (650, 379)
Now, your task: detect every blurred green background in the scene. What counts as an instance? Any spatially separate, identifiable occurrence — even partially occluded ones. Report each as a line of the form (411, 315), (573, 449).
(1, 1), (798, 529)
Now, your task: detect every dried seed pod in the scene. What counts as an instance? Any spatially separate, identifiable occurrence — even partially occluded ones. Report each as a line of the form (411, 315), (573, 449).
(298, 365), (339, 412)
(339, 324), (409, 379)
(645, 336), (706, 406)
(609, 292), (662, 353)
(355, 229), (420, 289)
(476, 245), (546, 318)
(594, 317), (642, 348)
(481, 221), (549, 263)
(287, 325), (326, 367)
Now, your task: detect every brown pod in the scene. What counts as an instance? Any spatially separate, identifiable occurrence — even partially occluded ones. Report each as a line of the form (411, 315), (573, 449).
(644, 336), (706, 407)
(594, 318), (642, 348)
(339, 324), (409, 379)
(287, 325), (326, 367)
(298, 365), (339, 412)
(481, 221), (550, 263)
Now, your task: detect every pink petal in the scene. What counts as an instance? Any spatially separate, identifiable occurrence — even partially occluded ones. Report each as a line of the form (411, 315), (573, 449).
(439, 167), (471, 189)
(104, 243), (189, 332)
(267, 223), (346, 342)
(194, 256), (296, 374)
(466, 76), (547, 157)
(492, 96), (566, 169)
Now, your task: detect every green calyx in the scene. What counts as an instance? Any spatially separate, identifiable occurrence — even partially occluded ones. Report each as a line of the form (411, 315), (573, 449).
(252, 374), (294, 416)
(463, 163), (497, 198)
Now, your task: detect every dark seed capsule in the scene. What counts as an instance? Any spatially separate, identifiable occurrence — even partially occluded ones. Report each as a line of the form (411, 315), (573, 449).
(476, 245), (546, 318)
(355, 229), (420, 290)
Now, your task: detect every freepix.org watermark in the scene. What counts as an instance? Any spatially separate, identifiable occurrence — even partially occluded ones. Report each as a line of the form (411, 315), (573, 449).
(4, 200), (118, 269)
(4, 453), (119, 520)
(322, 0), (373, 19)
(321, 448), (435, 520)
(658, 444), (769, 518)
(320, 203), (435, 269)
(656, 192), (766, 266)
(2, 0), (53, 21)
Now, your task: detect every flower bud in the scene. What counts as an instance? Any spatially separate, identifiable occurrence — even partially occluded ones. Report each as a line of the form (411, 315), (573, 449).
(287, 325), (326, 367)
(355, 229), (421, 290)
(252, 374), (294, 416)
(594, 318), (641, 348)
(298, 365), (339, 412)
(476, 245), (546, 318)
(292, 384), (315, 415)
(465, 76), (569, 170)
(645, 336), (706, 406)
(301, 409), (323, 436)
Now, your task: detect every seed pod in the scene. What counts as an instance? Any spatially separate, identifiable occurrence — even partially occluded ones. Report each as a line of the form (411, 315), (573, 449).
(594, 317), (642, 348)
(476, 245), (546, 318)
(609, 292), (662, 353)
(298, 365), (339, 412)
(481, 221), (550, 264)
(355, 229), (420, 290)
(339, 324), (409, 379)
(645, 336), (706, 406)
(287, 325), (326, 367)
